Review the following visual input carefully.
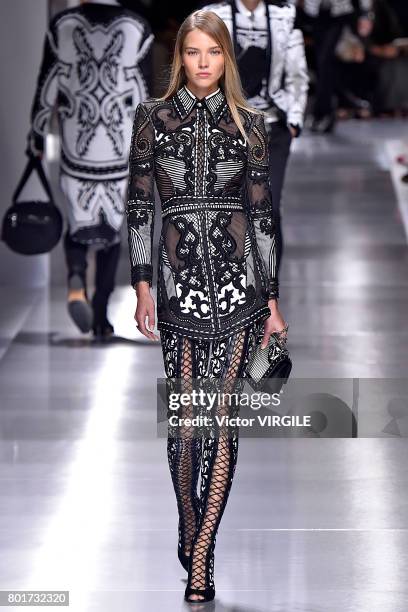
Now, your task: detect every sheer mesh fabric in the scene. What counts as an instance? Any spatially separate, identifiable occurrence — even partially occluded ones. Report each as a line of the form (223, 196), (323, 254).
(126, 103), (155, 287)
(164, 218), (190, 271)
(167, 337), (202, 561)
(127, 104), (155, 204)
(163, 325), (253, 601)
(187, 330), (246, 600)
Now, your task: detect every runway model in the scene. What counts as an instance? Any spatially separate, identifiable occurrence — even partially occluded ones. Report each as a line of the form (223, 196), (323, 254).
(126, 10), (287, 602)
(200, 0), (309, 278)
(28, 0), (153, 338)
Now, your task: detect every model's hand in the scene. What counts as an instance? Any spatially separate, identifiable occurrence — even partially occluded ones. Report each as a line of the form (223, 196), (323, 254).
(134, 282), (160, 341)
(288, 125), (297, 139)
(261, 299), (287, 349)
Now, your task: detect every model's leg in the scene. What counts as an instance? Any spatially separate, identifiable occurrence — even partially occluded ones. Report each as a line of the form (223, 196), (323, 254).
(313, 17), (345, 127)
(64, 229), (88, 291)
(267, 122), (292, 277)
(162, 331), (207, 569)
(63, 230), (93, 333)
(186, 326), (253, 601)
(92, 239), (121, 337)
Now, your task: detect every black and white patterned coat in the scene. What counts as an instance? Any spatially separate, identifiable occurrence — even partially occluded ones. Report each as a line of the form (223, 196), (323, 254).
(201, 0), (309, 128)
(28, 1), (153, 182)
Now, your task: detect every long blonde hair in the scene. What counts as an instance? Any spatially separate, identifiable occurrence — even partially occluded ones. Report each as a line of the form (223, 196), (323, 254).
(161, 10), (259, 142)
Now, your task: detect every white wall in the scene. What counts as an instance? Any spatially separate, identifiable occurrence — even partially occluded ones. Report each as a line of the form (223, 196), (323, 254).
(0, 0), (49, 287)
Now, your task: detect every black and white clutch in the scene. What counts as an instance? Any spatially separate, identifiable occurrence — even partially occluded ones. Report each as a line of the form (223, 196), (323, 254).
(245, 324), (292, 392)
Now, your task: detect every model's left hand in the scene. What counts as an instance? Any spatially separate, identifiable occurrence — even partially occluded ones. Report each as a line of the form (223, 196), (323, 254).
(288, 125), (297, 139)
(261, 299), (287, 349)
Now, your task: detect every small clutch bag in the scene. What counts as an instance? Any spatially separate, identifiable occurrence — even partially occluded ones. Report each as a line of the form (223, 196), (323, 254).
(245, 324), (292, 392)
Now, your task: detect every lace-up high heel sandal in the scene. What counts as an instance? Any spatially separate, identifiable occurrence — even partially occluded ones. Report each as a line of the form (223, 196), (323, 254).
(184, 529), (216, 603)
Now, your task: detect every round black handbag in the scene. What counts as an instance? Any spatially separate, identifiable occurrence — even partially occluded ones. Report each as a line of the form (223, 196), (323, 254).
(1, 155), (63, 255)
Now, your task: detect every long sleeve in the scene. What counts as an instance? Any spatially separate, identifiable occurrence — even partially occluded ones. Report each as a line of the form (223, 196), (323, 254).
(126, 102), (156, 288)
(246, 112), (279, 300)
(27, 25), (59, 155)
(284, 27), (309, 130)
(136, 22), (154, 99)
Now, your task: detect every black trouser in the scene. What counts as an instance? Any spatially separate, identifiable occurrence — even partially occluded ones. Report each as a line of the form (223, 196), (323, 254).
(267, 121), (293, 277)
(63, 231), (121, 302)
(312, 13), (349, 119)
(336, 59), (374, 108)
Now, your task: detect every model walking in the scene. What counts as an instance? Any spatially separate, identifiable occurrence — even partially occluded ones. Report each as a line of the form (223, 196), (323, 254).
(200, 0), (309, 278)
(126, 10), (286, 602)
(28, 0), (153, 338)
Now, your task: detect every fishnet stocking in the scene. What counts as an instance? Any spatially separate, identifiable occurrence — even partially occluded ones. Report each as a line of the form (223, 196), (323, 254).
(186, 329), (246, 600)
(167, 337), (202, 562)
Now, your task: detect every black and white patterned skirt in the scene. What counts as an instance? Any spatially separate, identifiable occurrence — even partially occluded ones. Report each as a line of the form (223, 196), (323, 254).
(160, 318), (264, 439)
(60, 171), (127, 246)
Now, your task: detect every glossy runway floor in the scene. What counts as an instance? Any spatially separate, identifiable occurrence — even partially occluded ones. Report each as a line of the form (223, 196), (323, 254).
(1, 121), (408, 611)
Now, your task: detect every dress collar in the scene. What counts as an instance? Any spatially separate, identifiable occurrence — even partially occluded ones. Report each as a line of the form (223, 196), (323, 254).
(173, 85), (228, 122)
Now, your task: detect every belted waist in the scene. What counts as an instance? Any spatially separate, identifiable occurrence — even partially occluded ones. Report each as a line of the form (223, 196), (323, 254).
(162, 196), (245, 217)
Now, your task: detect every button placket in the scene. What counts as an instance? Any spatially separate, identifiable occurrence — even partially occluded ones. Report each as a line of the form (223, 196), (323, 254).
(196, 105), (206, 197)
(195, 103), (219, 332)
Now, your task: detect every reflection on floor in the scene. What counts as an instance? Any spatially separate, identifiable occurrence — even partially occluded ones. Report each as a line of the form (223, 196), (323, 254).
(1, 121), (408, 611)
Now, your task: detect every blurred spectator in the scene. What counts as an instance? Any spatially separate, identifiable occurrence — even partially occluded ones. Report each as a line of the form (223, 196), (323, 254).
(27, 0), (153, 338)
(303, 0), (374, 133)
(335, 0), (408, 118)
(367, 0), (408, 115)
(335, 24), (372, 118)
(389, 0), (408, 36)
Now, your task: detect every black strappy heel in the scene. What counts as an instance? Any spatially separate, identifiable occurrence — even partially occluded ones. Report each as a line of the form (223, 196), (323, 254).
(184, 529), (216, 603)
(184, 585), (215, 603)
(184, 568), (216, 602)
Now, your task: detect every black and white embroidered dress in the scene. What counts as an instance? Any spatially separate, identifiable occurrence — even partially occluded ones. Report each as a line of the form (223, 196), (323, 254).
(126, 86), (279, 341)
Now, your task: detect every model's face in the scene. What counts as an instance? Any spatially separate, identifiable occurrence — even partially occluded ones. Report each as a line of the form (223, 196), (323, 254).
(182, 29), (225, 95)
